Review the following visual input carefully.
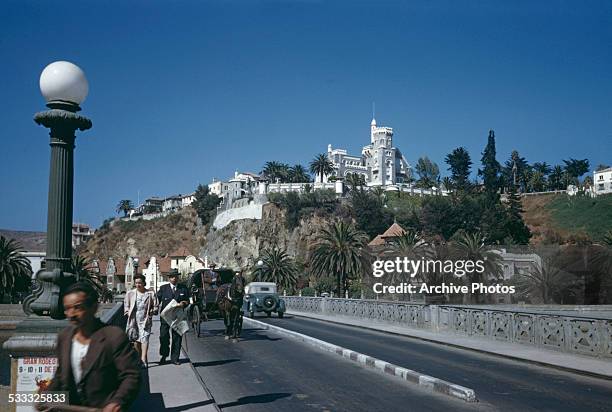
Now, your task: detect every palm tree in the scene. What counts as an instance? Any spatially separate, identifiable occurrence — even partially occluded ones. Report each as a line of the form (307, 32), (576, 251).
(0, 236), (32, 303)
(370, 186), (386, 206)
(345, 173), (366, 194)
(441, 176), (454, 192)
(548, 165), (564, 190)
(310, 221), (370, 296)
(289, 164), (311, 183)
(262, 161), (291, 183)
(252, 247), (298, 292)
(385, 230), (429, 285)
(116, 199), (134, 217)
(309, 154), (335, 183)
(450, 231), (502, 303)
(513, 255), (576, 304)
(70, 255), (112, 302)
(532, 162), (552, 176)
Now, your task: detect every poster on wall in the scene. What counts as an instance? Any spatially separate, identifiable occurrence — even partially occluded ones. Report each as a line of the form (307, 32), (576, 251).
(15, 357), (57, 412)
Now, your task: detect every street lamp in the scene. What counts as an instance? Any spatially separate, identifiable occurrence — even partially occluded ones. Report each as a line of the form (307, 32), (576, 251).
(23, 61), (92, 319)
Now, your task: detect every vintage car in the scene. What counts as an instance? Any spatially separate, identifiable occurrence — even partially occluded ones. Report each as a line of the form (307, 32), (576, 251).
(243, 282), (286, 318)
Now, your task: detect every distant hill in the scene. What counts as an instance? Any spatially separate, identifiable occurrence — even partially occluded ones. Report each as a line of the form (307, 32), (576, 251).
(0, 229), (46, 252)
(522, 193), (612, 243)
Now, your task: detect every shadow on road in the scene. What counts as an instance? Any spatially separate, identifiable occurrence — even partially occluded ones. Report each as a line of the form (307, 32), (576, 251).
(217, 392), (292, 409)
(130, 367), (216, 412)
(192, 358), (240, 368)
(202, 327), (282, 342)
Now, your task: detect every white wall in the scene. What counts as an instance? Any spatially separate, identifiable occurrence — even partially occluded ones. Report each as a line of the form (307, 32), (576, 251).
(213, 203), (264, 230)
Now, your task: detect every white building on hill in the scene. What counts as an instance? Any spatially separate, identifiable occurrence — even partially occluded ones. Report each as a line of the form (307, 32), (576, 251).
(324, 118), (412, 186)
(594, 167), (612, 195)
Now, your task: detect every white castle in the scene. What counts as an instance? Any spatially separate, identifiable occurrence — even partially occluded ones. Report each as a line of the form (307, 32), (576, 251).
(323, 118), (412, 186)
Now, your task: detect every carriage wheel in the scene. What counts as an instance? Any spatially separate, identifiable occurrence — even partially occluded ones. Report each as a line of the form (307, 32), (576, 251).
(192, 305), (201, 338)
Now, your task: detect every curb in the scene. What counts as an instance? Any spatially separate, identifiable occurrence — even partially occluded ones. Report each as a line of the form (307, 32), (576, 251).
(243, 317), (477, 403)
(182, 337), (222, 412)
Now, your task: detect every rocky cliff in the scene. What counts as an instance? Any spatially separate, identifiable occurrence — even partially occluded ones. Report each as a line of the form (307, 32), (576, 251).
(84, 203), (335, 267)
(200, 203), (334, 268)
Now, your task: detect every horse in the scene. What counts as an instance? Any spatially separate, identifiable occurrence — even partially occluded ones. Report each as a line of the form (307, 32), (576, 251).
(216, 274), (245, 341)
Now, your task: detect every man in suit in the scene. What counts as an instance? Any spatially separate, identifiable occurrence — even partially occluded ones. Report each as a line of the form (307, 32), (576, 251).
(157, 269), (190, 365)
(42, 282), (141, 411)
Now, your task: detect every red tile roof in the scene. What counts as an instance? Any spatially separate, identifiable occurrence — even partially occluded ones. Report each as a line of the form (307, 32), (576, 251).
(380, 222), (406, 239)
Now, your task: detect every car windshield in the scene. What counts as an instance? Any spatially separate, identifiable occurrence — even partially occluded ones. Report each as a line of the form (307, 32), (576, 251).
(251, 285), (277, 293)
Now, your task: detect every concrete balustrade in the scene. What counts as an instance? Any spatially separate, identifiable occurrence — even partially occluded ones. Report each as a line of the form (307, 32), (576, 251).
(284, 296), (612, 359)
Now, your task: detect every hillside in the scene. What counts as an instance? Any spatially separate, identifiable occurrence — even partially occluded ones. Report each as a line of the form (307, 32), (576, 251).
(522, 193), (612, 243)
(83, 207), (204, 259)
(0, 229), (46, 251)
(84, 203), (338, 269)
(81, 192), (611, 265)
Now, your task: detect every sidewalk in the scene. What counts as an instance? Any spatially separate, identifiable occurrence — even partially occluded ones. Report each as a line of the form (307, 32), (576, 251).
(130, 318), (219, 411)
(287, 310), (612, 379)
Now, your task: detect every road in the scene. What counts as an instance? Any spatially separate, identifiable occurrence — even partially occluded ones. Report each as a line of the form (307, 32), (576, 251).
(255, 315), (612, 412)
(185, 319), (491, 411)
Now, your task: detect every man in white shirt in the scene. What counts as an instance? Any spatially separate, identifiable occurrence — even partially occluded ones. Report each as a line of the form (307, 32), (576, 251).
(42, 282), (141, 411)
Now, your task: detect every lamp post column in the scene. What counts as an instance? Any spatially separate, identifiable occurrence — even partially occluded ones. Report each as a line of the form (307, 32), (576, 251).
(22, 61), (92, 319)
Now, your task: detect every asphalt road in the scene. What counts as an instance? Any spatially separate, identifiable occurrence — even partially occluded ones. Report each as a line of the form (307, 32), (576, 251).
(255, 315), (612, 412)
(185, 319), (491, 412)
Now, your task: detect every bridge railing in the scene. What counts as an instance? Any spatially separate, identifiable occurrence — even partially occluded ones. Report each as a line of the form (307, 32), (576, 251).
(283, 296), (612, 359)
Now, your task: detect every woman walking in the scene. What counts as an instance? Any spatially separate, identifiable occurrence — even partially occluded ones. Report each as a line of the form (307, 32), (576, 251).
(124, 274), (157, 368)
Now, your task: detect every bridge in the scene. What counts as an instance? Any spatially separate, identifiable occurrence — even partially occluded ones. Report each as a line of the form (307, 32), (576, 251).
(125, 297), (612, 411)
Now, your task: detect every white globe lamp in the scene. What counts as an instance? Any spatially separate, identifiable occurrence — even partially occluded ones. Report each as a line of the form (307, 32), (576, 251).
(39, 61), (89, 107)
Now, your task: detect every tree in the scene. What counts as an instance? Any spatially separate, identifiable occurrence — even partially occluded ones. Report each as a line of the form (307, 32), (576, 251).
(532, 162), (552, 176)
(503, 151), (529, 193)
(310, 221), (370, 296)
(513, 252), (576, 304)
(289, 164), (311, 183)
(450, 231), (502, 303)
(252, 247), (298, 292)
(350, 190), (393, 239)
(504, 184), (532, 244)
(0, 236), (32, 303)
(345, 173), (366, 193)
(445, 147), (472, 192)
(309, 154), (335, 183)
(563, 158), (590, 181)
(192, 184), (221, 226)
(549, 165), (564, 190)
(70, 255), (112, 302)
(385, 230), (430, 285)
(116, 200), (134, 217)
(262, 161), (291, 183)
(527, 170), (546, 193)
(596, 164), (610, 172)
(441, 176), (454, 192)
(479, 130), (501, 194)
(415, 157), (440, 189)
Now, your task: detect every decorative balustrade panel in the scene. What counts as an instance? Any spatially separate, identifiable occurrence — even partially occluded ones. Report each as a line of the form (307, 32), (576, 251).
(568, 319), (599, 355)
(283, 297), (612, 358)
(539, 316), (564, 350)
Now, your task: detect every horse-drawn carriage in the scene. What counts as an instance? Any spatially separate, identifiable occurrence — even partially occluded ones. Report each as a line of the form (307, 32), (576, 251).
(189, 267), (245, 339)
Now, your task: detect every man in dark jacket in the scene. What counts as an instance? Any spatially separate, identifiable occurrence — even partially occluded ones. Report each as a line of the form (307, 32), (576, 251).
(156, 269), (190, 365)
(43, 282), (141, 411)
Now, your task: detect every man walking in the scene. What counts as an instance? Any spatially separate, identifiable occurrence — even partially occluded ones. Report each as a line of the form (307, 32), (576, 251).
(157, 269), (190, 365)
(43, 282), (141, 411)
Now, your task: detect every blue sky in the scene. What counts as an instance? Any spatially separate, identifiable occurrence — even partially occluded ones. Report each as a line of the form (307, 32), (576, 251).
(1, 1), (611, 231)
